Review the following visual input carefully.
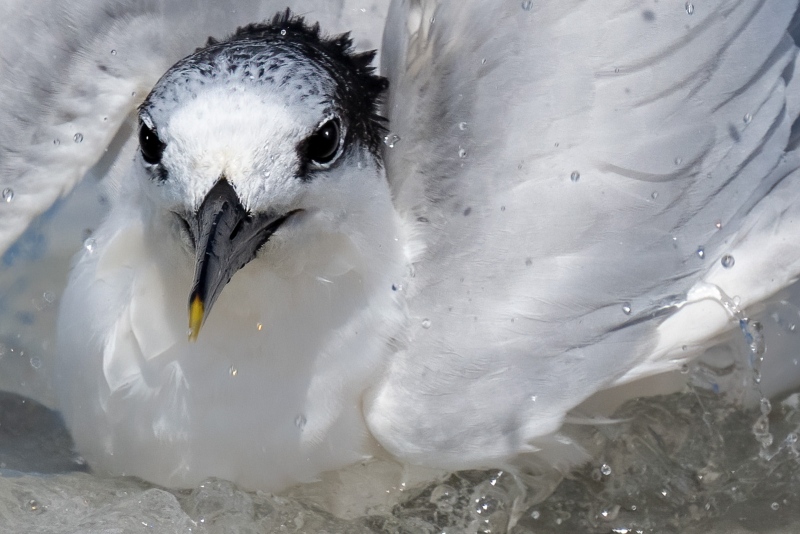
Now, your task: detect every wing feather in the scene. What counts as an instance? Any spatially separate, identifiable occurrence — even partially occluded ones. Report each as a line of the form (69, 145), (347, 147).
(368, 0), (800, 469)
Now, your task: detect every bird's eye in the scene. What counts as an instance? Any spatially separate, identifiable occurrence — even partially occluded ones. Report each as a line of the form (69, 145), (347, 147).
(139, 122), (166, 165)
(304, 119), (341, 165)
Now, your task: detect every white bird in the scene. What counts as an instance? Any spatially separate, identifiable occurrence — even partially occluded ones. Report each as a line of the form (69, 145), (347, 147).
(2, 0), (800, 504)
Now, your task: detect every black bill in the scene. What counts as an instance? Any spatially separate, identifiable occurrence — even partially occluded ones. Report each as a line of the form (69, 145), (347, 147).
(187, 178), (295, 341)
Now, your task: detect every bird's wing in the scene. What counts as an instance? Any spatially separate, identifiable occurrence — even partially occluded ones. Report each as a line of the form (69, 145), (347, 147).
(0, 0), (388, 256)
(369, 0), (800, 469)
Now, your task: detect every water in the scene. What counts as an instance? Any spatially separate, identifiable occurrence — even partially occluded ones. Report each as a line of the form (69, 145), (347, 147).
(383, 134), (401, 148)
(4, 370), (800, 533)
(721, 255), (735, 269)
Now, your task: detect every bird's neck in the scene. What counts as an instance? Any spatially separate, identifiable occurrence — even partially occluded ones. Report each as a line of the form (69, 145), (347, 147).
(78, 177), (411, 488)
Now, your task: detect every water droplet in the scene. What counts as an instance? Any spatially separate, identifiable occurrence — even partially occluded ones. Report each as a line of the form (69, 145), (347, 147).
(600, 505), (620, 521)
(430, 484), (458, 513)
(743, 113), (752, 124)
(600, 463), (612, 476)
(715, 220), (722, 229)
(2, 188), (14, 203)
(521, 0), (533, 10)
(651, 191), (659, 200)
(256, 323), (263, 331)
(103, 116), (108, 121)
(43, 291), (55, 304)
(771, 502), (780, 511)
(383, 134), (401, 148)
(53, 138), (61, 146)
(680, 363), (690, 374)
(721, 254), (735, 268)
(280, 29), (287, 36)
(554, 142), (559, 147)
(430, 16), (436, 23)
(481, 58), (487, 65)
(73, 133), (84, 143)
(685, 2), (694, 15)
(83, 238), (96, 253)
(525, 258), (533, 266)
(458, 148), (467, 158)
(29, 357), (42, 369)
(110, 49), (117, 56)
(614, 67), (620, 73)
(458, 121), (468, 130)
(294, 414), (306, 429)
(530, 395), (537, 402)
(570, 171), (580, 182)
(421, 318), (432, 329)
(622, 303), (632, 315)
(229, 366), (238, 377)
(696, 246), (705, 259)
(674, 157), (683, 165)
(760, 398), (772, 415)
(28, 499), (40, 512)
(531, 510), (541, 520)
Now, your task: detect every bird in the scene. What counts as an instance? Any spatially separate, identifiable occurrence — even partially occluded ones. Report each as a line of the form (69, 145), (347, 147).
(2, 0), (800, 507)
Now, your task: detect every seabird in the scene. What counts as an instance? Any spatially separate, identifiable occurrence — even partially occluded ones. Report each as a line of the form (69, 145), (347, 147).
(2, 0), (800, 506)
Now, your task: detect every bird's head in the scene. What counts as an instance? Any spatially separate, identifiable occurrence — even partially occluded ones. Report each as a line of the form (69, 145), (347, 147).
(135, 11), (389, 340)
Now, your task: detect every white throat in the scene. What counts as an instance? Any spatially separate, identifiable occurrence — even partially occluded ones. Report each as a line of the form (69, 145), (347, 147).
(56, 159), (409, 491)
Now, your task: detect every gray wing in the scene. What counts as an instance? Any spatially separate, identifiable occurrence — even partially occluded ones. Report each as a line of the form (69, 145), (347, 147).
(367, 0), (800, 470)
(0, 0), (388, 256)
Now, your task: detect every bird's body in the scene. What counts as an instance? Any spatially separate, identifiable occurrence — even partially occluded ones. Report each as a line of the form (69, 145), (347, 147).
(57, 14), (409, 491)
(2, 0), (800, 500)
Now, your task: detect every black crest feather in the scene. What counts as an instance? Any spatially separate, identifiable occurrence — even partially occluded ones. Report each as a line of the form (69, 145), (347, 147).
(208, 9), (389, 158)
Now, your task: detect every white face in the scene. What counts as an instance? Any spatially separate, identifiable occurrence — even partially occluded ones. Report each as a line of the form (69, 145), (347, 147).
(129, 37), (393, 334)
(142, 87), (341, 212)
(136, 83), (385, 273)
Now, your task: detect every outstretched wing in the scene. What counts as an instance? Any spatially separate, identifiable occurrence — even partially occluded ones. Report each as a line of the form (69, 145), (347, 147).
(369, 0), (800, 469)
(0, 0), (388, 256)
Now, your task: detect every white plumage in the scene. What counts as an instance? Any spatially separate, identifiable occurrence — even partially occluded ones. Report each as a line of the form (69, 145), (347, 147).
(1, 0), (800, 502)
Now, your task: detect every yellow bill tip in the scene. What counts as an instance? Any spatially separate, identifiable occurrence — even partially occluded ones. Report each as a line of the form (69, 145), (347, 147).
(189, 295), (204, 342)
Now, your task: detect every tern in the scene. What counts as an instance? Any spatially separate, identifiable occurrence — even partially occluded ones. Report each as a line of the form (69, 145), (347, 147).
(1, 0), (800, 502)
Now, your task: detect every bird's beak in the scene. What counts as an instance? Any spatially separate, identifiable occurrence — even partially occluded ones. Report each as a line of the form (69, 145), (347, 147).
(187, 178), (294, 341)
